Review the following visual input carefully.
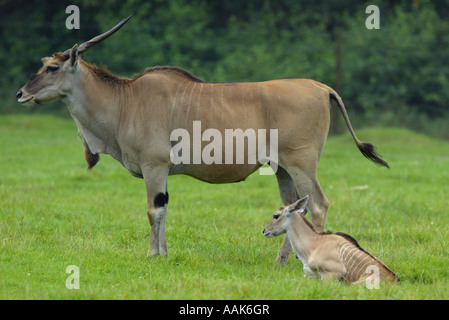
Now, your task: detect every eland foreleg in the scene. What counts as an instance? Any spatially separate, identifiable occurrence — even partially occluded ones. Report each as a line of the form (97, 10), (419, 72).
(143, 164), (169, 257)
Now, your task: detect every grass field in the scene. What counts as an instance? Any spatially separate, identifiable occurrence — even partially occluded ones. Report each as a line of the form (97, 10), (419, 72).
(1, 115), (448, 300)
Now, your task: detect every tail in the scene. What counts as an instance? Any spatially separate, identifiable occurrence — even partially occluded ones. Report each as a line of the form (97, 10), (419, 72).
(329, 91), (389, 169)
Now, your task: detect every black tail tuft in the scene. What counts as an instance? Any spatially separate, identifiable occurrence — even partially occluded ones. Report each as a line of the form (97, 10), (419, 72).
(357, 141), (390, 169)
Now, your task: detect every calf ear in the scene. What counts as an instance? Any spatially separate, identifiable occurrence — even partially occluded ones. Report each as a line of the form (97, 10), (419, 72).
(287, 195), (309, 216)
(69, 44), (79, 68)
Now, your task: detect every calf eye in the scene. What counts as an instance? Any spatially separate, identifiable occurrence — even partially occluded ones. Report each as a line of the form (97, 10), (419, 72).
(46, 66), (60, 73)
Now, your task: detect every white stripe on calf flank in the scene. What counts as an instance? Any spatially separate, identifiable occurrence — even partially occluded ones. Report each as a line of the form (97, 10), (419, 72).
(342, 247), (359, 265)
(355, 259), (376, 281)
(351, 254), (372, 280)
(348, 250), (364, 270)
(338, 242), (352, 262)
(339, 242), (354, 258)
(346, 250), (362, 281)
(352, 254), (371, 273)
(338, 241), (374, 281)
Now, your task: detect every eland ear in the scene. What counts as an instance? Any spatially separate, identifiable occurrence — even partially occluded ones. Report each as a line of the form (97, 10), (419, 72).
(69, 44), (79, 68)
(287, 195), (309, 216)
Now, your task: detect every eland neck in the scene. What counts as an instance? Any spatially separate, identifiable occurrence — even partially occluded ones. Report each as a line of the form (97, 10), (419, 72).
(62, 60), (130, 161)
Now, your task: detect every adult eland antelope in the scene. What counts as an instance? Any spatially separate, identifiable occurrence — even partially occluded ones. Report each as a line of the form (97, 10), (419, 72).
(16, 17), (389, 264)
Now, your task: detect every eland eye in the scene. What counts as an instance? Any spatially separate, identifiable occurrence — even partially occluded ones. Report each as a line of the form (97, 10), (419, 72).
(46, 66), (60, 73)
(273, 214), (280, 220)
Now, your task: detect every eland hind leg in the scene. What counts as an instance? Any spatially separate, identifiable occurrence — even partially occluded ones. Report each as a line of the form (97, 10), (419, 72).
(287, 165), (329, 232)
(274, 166), (299, 265)
(281, 148), (330, 232)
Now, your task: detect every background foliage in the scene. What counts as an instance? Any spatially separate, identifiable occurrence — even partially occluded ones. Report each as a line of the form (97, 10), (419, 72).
(1, 0), (448, 136)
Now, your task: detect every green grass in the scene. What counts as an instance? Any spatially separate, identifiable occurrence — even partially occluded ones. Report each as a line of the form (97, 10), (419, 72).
(1, 115), (448, 299)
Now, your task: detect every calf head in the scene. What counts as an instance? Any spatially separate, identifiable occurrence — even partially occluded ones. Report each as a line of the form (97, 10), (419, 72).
(262, 195), (309, 238)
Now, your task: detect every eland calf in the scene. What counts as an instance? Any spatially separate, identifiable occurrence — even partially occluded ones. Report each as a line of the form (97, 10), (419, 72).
(263, 196), (399, 283)
(17, 17), (389, 263)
